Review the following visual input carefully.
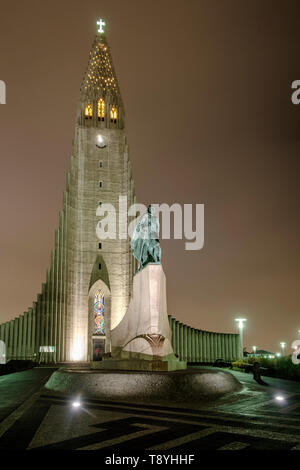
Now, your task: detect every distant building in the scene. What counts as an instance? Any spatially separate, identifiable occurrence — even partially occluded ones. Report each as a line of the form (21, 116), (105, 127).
(246, 349), (276, 359)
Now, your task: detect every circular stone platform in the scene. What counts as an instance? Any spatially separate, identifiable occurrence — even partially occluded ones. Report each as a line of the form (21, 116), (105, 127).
(45, 368), (242, 404)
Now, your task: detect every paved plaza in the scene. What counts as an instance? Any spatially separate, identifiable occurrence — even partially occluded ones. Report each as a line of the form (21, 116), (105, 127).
(0, 367), (300, 451)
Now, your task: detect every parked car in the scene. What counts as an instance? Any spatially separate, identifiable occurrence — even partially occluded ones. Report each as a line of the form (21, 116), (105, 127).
(213, 358), (232, 368)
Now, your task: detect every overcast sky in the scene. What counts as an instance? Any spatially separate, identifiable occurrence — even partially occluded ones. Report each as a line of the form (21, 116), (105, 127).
(0, 0), (300, 353)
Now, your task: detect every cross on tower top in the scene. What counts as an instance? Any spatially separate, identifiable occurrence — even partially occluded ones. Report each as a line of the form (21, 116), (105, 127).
(97, 19), (106, 34)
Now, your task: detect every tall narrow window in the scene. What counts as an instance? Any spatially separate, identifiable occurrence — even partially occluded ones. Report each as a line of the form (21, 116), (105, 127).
(93, 290), (105, 335)
(99, 161), (103, 168)
(84, 104), (93, 119)
(97, 98), (105, 121)
(110, 106), (118, 123)
(99, 181), (102, 188)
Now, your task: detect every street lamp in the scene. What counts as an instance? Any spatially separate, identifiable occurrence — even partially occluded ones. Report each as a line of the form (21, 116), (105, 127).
(280, 342), (286, 356)
(235, 318), (247, 359)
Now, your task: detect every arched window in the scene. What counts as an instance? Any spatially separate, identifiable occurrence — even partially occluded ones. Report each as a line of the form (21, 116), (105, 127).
(84, 104), (93, 119)
(93, 290), (105, 335)
(98, 98), (105, 121)
(110, 106), (118, 123)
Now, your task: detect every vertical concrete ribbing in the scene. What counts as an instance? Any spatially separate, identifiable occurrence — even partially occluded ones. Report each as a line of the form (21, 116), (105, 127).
(40, 283), (46, 362)
(49, 250), (55, 359)
(18, 316), (23, 358)
(225, 334), (229, 360)
(61, 198), (68, 362)
(45, 270), (50, 355)
(27, 308), (32, 359)
(196, 329), (200, 361)
(4, 322), (9, 357)
(235, 334), (240, 360)
(23, 312), (28, 359)
(56, 217), (62, 361)
(199, 330), (203, 361)
(194, 329), (198, 361)
(187, 326), (191, 361)
(179, 323), (184, 361)
(13, 318), (19, 358)
(215, 333), (218, 360)
(202, 331), (207, 362)
(32, 303), (37, 359)
(171, 318), (176, 355)
(8, 321), (14, 360)
(217, 334), (221, 359)
(209, 333), (215, 362)
(175, 321), (180, 357)
(191, 328), (195, 362)
(220, 334), (224, 359)
(183, 325), (188, 361)
(36, 294), (42, 356)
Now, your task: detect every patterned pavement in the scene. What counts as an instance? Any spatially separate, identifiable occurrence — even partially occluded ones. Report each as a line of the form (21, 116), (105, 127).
(0, 369), (300, 451)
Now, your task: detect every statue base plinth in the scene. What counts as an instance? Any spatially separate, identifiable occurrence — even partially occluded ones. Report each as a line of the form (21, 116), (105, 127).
(91, 358), (186, 372)
(45, 368), (242, 404)
(109, 264), (185, 372)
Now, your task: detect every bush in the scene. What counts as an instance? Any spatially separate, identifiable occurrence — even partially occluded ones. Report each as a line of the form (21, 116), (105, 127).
(242, 356), (300, 381)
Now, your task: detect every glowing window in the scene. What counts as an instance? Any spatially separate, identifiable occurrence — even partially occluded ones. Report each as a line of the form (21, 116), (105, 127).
(110, 106), (118, 122)
(93, 290), (105, 335)
(98, 98), (105, 120)
(84, 104), (93, 118)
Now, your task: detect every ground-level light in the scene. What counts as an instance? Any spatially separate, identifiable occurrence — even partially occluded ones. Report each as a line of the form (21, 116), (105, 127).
(72, 401), (81, 408)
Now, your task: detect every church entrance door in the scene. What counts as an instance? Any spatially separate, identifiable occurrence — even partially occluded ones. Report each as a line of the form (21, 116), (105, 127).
(92, 336), (105, 361)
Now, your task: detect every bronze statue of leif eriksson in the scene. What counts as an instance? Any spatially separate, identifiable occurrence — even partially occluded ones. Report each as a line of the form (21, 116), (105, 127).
(130, 205), (161, 272)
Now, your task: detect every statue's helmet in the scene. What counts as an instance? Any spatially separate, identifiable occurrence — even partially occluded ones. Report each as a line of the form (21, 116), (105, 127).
(147, 204), (155, 215)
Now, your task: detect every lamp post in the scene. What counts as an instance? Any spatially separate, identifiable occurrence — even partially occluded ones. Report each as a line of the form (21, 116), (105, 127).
(280, 342), (286, 356)
(235, 318), (247, 359)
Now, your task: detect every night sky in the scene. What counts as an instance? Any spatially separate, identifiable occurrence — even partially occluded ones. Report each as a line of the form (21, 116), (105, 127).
(1, 0), (300, 354)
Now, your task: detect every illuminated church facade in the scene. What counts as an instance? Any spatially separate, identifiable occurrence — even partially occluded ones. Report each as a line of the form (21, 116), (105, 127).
(2, 27), (135, 363)
(0, 22), (241, 364)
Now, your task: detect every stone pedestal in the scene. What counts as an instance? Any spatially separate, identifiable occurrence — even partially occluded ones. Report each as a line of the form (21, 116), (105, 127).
(45, 368), (242, 403)
(91, 264), (186, 371)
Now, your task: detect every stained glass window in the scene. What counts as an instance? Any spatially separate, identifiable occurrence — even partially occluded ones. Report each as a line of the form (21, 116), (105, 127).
(98, 98), (105, 119)
(84, 104), (93, 118)
(110, 106), (118, 122)
(93, 290), (105, 335)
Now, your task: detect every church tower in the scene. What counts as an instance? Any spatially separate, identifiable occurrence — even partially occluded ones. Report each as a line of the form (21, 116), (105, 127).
(64, 25), (136, 362)
(2, 22), (136, 363)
